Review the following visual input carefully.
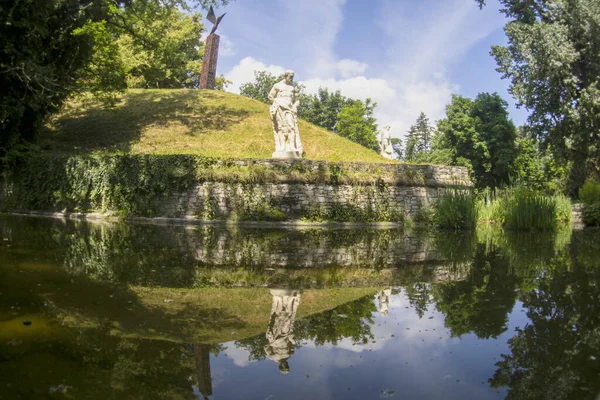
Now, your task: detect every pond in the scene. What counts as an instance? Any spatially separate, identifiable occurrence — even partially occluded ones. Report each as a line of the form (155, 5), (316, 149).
(0, 215), (599, 400)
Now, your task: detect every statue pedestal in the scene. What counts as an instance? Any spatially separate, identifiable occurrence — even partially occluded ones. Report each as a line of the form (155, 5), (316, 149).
(272, 151), (302, 160)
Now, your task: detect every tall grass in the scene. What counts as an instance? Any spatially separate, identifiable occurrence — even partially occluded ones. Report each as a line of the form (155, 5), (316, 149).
(579, 181), (600, 227)
(434, 190), (479, 229)
(482, 186), (571, 230)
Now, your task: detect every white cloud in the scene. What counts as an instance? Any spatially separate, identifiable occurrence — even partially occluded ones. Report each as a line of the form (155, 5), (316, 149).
(336, 59), (368, 79)
(225, 56), (287, 93)
(219, 35), (236, 57)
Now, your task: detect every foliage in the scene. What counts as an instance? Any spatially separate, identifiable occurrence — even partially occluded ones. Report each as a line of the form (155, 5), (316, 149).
(0, 0), (101, 153)
(239, 70), (283, 103)
(298, 87), (353, 132)
(433, 244), (520, 339)
(436, 93), (518, 189)
(579, 181), (600, 226)
(485, 186), (572, 230)
(477, 0), (600, 194)
(433, 190), (479, 229)
(334, 98), (380, 152)
(405, 112), (434, 161)
(490, 256), (600, 400)
(511, 136), (548, 192)
(111, 3), (205, 89)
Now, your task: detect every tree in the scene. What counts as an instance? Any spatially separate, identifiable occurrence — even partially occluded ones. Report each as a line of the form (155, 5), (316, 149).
(405, 112), (434, 161)
(391, 137), (403, 160)
(335, 98), (380, 152)
(476, 0), (600, 193)
(239, 71), (282, 103)
(436, 93), (518, 189)
(0, 0), (102, 152)
(298, 87), (353, 132)
(0, 0), (231, 155)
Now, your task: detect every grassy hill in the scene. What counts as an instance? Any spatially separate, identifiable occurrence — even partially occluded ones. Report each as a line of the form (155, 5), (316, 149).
(39, 89), (390, 163)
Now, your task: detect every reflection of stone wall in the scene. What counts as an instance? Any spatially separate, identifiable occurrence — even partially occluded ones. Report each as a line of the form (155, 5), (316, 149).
(189, 228), (446, 268)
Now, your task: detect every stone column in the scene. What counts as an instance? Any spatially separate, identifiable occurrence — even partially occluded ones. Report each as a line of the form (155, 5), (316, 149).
(200, 34), (220, 90)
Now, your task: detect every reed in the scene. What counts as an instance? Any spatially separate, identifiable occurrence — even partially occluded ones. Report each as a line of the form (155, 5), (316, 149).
(434, 190), (479, 229)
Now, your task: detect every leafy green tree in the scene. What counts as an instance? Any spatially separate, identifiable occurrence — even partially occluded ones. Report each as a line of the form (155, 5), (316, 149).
(405, 112), (434, 161)
(476, 0), (600, 193)
(239, 71), (283, 103)
(335, 98), (380, 152)
(298, 87), (353, 132)
(112, 3), (205, 89)
(0, 0), (102, 153)
(436, 93), (518, 189)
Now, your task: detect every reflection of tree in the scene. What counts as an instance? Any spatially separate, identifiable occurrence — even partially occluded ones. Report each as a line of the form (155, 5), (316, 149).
(432, 246), (520, 339)
(235, 294), (377, 360)
(405, 283), (431, 319)
(490, 257), (600, 400)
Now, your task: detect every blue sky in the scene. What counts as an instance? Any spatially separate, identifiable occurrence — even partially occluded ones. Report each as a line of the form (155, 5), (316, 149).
(206, 0), (529, 139)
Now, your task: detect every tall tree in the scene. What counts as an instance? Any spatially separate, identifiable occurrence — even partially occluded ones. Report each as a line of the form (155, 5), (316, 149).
(436, 93), (518, 189)
(298, 88), (353, 132)
(335, 98), (380, 152)
(239, 70), (282, 104)
(405, 112), (434, 161)
(476, 0), (600, 193)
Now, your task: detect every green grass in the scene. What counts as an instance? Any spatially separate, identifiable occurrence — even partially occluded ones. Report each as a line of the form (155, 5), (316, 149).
(480, 187), (572, 230)
(39, 89), (389, 163)
(434, 190), (479, 229)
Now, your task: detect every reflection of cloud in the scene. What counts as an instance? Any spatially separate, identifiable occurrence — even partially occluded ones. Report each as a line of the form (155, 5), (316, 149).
(221, 343), (257, 367)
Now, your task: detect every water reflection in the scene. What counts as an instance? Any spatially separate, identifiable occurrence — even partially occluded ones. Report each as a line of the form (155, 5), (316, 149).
(1, 216), (600, 399)
(265, 289), (301, 374)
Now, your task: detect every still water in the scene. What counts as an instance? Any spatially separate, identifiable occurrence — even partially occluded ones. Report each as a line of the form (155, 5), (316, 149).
(0, 215), (599, 400)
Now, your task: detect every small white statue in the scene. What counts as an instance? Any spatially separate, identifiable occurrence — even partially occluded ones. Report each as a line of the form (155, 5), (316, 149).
(264, 289), (301, 374)
(268, 70), (303, 159)
(379, 125), (394, 160)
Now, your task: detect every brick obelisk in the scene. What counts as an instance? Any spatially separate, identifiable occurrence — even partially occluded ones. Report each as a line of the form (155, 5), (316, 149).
(199, 34), (220, 89)
(199, 6), (226, 90)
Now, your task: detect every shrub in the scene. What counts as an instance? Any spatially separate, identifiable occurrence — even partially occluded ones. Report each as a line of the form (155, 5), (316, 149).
(579, 181), (600, 227)
(433, 190), (478, 229)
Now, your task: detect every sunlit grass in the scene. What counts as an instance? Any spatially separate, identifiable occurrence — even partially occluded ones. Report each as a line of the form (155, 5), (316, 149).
(40, 89), (390, 163)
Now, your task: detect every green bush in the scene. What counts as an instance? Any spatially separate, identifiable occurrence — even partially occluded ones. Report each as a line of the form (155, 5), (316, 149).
(579, 181), (600, 227)
(489, 187), (571, 230)
(433, 190), (479, 229)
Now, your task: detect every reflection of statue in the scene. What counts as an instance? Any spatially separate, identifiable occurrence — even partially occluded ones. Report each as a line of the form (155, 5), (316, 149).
(378, 289), (392, 317)
(264, 289), (301, 374)
(268, 71), (303, 159)
(379, 125), (394, 160)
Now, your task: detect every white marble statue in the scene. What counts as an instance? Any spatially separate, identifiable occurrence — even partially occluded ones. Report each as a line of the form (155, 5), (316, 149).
(378, 288), (392, 317)
(264, 289), (301, 374)
(379, 125), (394, 160)
(268, 70), (303, 159)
